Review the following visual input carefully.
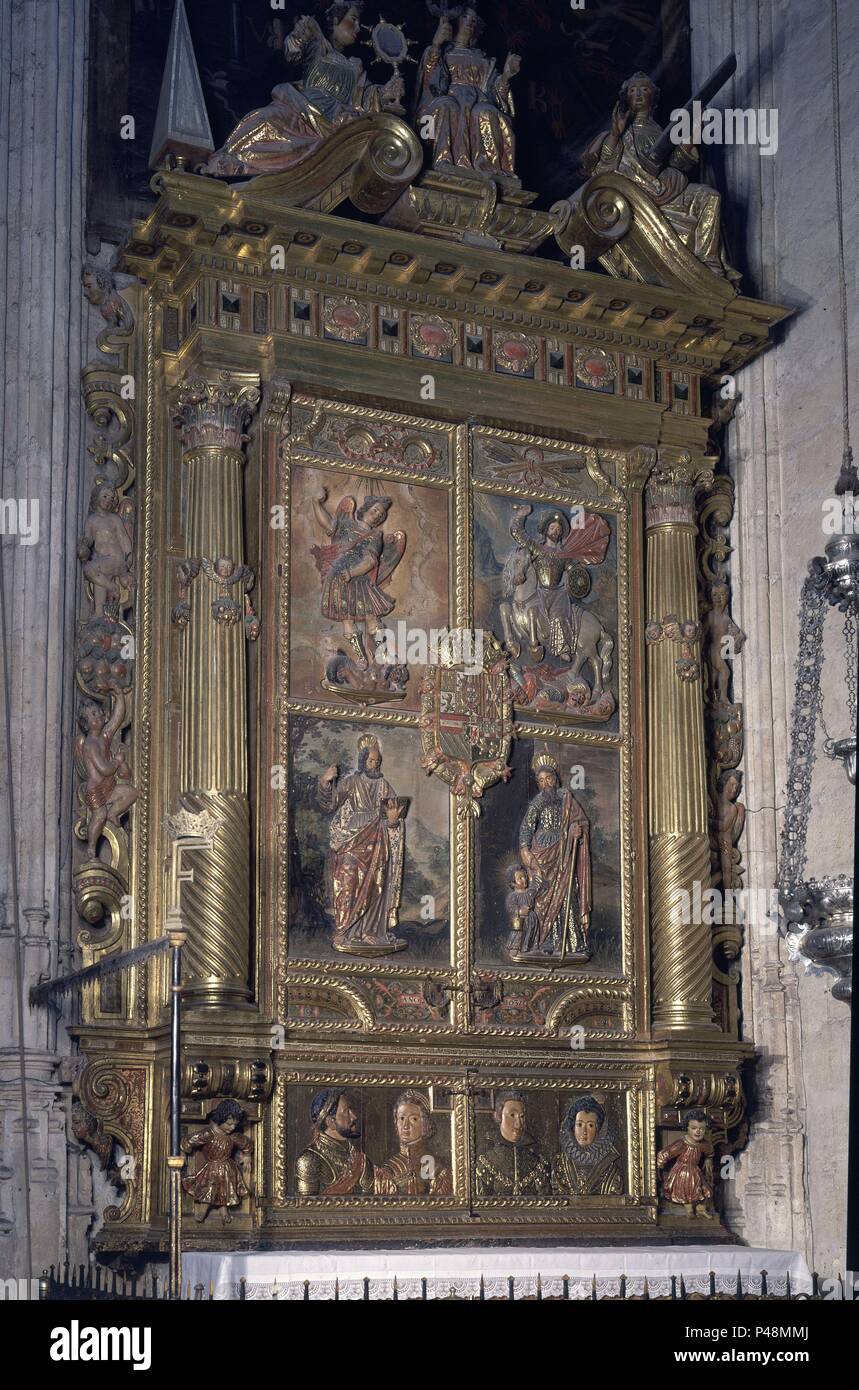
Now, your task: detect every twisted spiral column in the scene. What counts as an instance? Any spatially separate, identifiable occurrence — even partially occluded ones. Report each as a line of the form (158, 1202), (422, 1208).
(646, 453), (717, 1033)
(171, 373), (260, 1005)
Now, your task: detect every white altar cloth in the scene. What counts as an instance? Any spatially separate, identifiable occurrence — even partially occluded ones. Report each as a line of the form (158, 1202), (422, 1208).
(183, 1245), (813, 1300)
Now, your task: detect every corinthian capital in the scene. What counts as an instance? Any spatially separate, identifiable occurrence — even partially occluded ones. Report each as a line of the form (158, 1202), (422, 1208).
(172, 371), (261, 453)
(645, 450), (715, 529)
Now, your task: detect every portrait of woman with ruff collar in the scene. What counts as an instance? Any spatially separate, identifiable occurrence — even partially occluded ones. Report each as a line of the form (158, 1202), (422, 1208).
(552, 1092), (624, 1196)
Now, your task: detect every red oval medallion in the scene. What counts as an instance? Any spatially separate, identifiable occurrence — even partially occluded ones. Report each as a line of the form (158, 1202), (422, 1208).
(502, 338), (530, 361)
(332, 303), (362, 329)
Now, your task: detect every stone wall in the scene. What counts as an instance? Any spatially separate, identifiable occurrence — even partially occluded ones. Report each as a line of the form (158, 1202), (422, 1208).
(690, 0), (857, 1276)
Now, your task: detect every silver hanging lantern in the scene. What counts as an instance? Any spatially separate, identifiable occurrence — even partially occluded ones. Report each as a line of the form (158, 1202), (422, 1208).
(778, 477), (858, 1005)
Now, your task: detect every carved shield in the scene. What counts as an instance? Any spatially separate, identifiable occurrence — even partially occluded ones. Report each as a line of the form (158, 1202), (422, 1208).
(419, 631), (514, 816)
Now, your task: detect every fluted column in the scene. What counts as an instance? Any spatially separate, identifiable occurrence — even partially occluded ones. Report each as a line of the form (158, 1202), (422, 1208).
(171, 373), (260, 1006)
(646, 453), (716, 1033)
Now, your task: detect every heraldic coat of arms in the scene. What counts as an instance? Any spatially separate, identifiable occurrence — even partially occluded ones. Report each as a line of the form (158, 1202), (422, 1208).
(419, 630), (514, 816)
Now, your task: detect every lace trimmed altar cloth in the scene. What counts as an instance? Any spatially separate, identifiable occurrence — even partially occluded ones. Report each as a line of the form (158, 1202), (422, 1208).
(183, 1246), (812, 1301)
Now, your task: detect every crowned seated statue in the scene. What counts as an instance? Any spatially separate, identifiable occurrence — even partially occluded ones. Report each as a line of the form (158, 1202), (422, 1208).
(416, 6), (521, 179)
(580, 71), (739, 285)
(207, 4), (405, 178)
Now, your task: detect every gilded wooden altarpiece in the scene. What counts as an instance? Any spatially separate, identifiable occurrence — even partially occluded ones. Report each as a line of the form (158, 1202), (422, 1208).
(70, 96), (788, 1247)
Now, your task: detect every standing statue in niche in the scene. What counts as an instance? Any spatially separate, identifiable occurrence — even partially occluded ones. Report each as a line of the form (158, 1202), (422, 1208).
(553, 1093), (623, 1196)
(702, 579), (745, 706)
(516, 752), (591, 962)
(207, 5), (405, 177)
(416, 6), (520, 177)
(318, 734), (409, 956)
(710, 768), (746, 891)
(581, 71), (739, 283)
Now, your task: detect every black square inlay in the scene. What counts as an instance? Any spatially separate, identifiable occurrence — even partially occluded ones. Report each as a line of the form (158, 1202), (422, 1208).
(221, 293), (240, 316)
(381, 318), (399, 337)
(627, 367), (643, 385)
(466, 335), (484, 355)
(673, 382), (689, 401)
(549, 351), (565, 371)
(292, 300), (312, 321)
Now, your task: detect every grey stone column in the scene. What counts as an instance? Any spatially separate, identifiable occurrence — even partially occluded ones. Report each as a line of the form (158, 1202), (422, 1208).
(0, 0), (90, 1280)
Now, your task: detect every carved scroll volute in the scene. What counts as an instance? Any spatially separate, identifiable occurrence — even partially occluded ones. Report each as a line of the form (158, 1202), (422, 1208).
(77, 1061), (148, 1226)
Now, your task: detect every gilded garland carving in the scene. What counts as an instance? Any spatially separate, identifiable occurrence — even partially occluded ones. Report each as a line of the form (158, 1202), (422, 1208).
(697, 454), (747, 981)
(75, 271), (139, 952)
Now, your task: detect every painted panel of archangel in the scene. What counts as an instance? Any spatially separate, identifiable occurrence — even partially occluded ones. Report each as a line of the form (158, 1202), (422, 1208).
(288, 461), (450, 711)
(473, 491), (619, 728)
(287, 716), (450, 963)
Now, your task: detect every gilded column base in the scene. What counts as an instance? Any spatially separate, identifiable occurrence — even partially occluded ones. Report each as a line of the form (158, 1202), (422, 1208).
(179, 790), (251, 1008)
(650, 832), (716, 1033)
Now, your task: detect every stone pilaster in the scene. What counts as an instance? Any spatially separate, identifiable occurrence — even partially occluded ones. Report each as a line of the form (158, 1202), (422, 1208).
(646, 454), (716, 1034)
(0, 0), (90, 1279)
(171, 373), (261, 1006)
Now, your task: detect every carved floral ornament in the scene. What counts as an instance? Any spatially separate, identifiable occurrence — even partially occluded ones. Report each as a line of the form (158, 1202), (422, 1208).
(645, 615), (702, 682)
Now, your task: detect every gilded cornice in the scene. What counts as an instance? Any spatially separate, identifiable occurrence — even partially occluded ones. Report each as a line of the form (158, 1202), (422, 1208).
(120, 171), (790, 380)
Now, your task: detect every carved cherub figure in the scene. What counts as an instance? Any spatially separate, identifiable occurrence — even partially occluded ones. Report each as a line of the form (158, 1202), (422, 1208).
(657, 1108), (715, 1219)
(181, 1099), (253, 1225)
(75, 695), (138, 859)
(702, 580), (745, 705)
(202, 556), (257, 632)
(78, 481), (135, 617)
(82, 266), (134, 332)
(710, 768), (746, 892)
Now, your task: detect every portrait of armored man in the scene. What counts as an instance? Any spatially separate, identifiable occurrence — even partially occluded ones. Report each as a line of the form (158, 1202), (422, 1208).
(292, 1085), (454, 1198)
(552, 1093), (624, 1197)
(289, 717), (451, 966)
(295, 1089), (377, 1196)
(474, 1091), (552, 1197)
